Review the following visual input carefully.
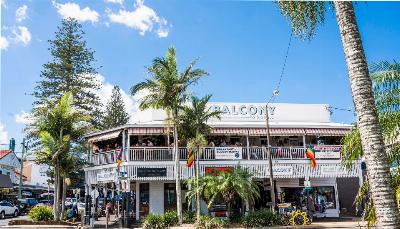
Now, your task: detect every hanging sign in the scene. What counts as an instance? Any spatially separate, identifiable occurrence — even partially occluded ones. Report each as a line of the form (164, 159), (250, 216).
(215, 147), (242, 160)
(137, 168), (167, 177)
(272, 165), (293, 176)
(97, 171), (115, 182)
(314, 146), (341, 159)
(321, 165), (340, 175)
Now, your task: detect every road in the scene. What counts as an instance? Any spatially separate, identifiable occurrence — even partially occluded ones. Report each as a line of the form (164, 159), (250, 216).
(0, 215), (29, 227)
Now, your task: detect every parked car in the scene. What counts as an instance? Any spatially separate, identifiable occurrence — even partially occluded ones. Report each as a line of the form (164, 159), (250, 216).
(17, 198), (38, 214)
(65, 198), (77, 208)
(0, 201), (19, 219)
(36, 200), (53, 207)
(77, 202), (85, 212)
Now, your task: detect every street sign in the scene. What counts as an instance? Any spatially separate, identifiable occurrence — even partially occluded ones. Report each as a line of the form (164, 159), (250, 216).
(304, 180), (311, 190)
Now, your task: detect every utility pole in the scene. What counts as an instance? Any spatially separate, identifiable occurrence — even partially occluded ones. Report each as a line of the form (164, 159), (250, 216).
(18, 138), (27, 199)
(266, 90), (279, 209)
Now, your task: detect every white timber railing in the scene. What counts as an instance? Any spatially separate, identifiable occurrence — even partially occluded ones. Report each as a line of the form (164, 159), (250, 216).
(89, 146), (342, 166)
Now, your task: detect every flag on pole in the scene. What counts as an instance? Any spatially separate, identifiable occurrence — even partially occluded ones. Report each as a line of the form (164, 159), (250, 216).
(187, 148), (194, 167)
(117, 147), (123, 172)
(305, 146), (316, 169)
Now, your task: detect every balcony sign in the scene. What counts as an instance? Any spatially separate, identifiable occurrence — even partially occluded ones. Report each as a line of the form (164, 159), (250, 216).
(314, 146), (341, 159)
(215, 147), (242, 160)
(97, 171), (115, 182)
(137, 168), (167, 177)
(272, 165), (293, 176)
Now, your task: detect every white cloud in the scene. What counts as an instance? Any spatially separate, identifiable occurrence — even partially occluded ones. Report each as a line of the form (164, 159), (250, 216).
(52, 1), (99, 23)
(15, 111), (33, 124)
(16, 5), (28, 22)
(0, 36), (9, 50)
(12, 26), (31, 46)
(105, 0), (124, 4)
(1, 0), (6, 9)
(0, 122), (9, 144)
(107, 0), (169, 37)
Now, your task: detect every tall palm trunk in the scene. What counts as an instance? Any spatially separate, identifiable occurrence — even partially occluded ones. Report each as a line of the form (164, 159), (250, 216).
(196, 146), (201, 221)
(173, 123), (182, 224)
(60, 177), (67, 220)
(53, 161), (60, 221)
(334, 2), (400, 227)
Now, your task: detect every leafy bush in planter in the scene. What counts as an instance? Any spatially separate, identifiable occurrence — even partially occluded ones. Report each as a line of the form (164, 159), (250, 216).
(183, 211), (196, 223)
(195, 215), (227, 229)
(142, 214), (165, 229)
(241, 208), (281, 227)
(28, 206), (54, 222)
(163, 211), (179, 227)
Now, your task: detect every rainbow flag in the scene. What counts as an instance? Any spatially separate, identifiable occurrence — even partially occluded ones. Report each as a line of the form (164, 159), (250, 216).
(187, 148), (194, 167)
(117, 147), (123, 172)
(305, 146), (316, 169)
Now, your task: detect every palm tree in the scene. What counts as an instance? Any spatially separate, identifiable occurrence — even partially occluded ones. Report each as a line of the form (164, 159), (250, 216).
(180, 95), (222, 220)
(36, 92), (89, 220)
(341, 61), (400, 226)
(186, 166), (260, 220)
(131, 47), (208, 223)
(276, 2), (400, 226)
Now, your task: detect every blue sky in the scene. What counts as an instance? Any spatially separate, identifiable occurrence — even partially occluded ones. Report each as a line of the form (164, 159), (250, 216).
(1, 0), (400, 151)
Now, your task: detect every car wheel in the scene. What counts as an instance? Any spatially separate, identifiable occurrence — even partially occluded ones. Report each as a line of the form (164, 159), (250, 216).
(0, 211), (5, 219)
(14, 210), (18, 217)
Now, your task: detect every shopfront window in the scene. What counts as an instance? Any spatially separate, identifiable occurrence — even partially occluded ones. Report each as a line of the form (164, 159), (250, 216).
(313, 186), (336, 210)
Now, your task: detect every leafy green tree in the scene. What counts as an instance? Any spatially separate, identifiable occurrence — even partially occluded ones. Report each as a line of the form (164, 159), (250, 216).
(33, 18), (101, 128)
(36, 92), (89, 220)
(101, 85), (130, 129)
(186, 167), (260, 220)
(180, 95), (221, 220)
(131, 47), (208, 223)
(275, 2), (400, 226)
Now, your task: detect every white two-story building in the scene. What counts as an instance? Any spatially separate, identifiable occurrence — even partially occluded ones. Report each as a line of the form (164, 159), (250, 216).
(84, 103), (362, 220)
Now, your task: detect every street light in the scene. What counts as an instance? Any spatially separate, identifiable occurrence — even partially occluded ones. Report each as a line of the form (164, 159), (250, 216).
(266, 90), (279, 209)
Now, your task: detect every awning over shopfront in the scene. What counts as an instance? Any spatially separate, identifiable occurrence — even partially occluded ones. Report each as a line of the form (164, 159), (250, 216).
(87, 130), (122, 143)
(87, 127), (351, 141)
(0, 174), (13, 189)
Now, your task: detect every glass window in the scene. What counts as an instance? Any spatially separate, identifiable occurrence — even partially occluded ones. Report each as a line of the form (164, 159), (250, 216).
(312, 186), (336, 210)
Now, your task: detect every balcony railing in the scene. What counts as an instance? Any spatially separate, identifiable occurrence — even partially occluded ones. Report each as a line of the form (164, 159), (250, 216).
(89, 146), (342, 166)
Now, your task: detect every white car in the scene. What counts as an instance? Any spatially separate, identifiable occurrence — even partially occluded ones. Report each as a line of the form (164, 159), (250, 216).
(0, 201), (19, 219)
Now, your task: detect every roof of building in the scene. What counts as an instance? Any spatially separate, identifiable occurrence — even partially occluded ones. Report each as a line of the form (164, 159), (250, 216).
(0, 150), (12, 160)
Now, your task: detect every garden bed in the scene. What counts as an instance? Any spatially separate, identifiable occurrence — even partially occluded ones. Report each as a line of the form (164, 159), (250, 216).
(8, 220), (73, 226)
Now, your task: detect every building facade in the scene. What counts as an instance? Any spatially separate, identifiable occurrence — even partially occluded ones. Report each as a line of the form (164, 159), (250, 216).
(84, 103), (362, 220)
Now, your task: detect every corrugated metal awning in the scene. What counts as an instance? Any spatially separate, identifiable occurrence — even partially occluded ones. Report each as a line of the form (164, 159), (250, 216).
(304, 128), (350, 136)
(0, 174), (13, 189)
(87, 130), (122, 143)
(128, 127), (166, 135)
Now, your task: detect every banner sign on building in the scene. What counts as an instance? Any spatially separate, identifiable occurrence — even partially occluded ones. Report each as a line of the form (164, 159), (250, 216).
(97, 171), (115, 182)
(272, 165), (293, 176)
(321, 165), (340, 175)
(314, 145), (341, 159)
(215, 147), (242, 159)
(137, 168), (167, 177)
(205, 167), (233, 176)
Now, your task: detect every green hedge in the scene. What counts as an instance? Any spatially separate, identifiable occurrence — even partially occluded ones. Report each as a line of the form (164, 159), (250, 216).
(142, 211), (179, 229)
(241, 209), (281, 227)
(195, 215), (227, 229)
(28, 206), (54, 222)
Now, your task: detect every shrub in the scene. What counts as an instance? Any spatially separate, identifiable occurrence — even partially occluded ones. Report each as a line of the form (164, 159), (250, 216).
(241, 209), (281, 227)
(28, 206), (54, 222)
(183, 211), (196, 223)
(163, 211), (179, 227)
(142, 214), (165, 229)
(195, 215), (227, 229)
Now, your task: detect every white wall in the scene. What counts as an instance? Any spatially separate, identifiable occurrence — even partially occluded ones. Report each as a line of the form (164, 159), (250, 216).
(27, 162), (51, 187)
(0, 152), (20, 184)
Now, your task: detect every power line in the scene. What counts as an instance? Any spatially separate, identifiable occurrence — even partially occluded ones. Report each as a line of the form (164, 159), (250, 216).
(275, 32), (293, 93)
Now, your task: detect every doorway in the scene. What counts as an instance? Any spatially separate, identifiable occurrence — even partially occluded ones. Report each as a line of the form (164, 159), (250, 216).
(139, 183), (149, 218)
